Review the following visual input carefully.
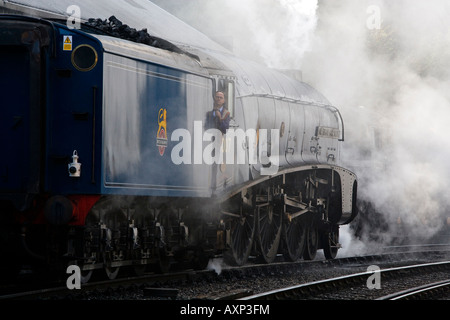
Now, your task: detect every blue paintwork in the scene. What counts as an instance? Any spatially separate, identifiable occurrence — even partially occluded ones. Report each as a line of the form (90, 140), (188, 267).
(41, 22), (213, 198)
(101, 49), (213, 197)
(0, 46), (31, 193)
(44, 23), (103, 195)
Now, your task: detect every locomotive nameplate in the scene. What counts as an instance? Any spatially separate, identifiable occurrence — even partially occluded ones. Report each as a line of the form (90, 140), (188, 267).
(316, 126), (341, 139)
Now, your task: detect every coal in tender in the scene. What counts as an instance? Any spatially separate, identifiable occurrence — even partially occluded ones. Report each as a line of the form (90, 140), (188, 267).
(85, 16), (183, 54)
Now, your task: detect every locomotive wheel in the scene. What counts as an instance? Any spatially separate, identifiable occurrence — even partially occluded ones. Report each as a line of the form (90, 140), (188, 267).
(303, 225), (318, 261)
(154, 209), (174, 273)
(256, 203), (282, 263)
(224, 207), (255, 266)
(192, 247), (210, 270)
(322, 227), (340, 260)
(155, 247), (171, 273)
(282, 217), (306, 262)
(130, 248), (146, 276)
(74, 233), (97, 284)
(103, 252), (120, 280)
(80, 263), (95, 283)
(132, 264), (146, 276)
(105, 266), (120, 280)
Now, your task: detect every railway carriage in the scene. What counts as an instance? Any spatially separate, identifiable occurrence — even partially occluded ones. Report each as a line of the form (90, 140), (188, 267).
(0, 1), (357, 281)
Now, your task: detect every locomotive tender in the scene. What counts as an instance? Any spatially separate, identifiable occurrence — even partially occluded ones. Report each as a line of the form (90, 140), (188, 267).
(0, 1), (357, 281)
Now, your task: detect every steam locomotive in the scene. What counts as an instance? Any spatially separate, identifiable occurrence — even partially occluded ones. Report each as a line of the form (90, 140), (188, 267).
(0, 1), (357, 282)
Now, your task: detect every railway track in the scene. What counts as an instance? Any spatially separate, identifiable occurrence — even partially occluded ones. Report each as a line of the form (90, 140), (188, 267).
(377, 279), (450, 300)
(1, 249), (449, 300)
(241, 260), (450, 300)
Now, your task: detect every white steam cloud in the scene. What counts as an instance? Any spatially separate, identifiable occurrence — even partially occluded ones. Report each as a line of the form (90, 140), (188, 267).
(301, 0), (450, 250)
(218, 0), (319, 68)
(151, 0), (319, 69)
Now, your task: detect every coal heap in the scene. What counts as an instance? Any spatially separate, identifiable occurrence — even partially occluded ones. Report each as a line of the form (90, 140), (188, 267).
(85, 15), (198, 60)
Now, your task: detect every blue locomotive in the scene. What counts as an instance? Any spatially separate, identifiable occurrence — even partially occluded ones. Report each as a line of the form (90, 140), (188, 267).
(0, 1), (357, 281)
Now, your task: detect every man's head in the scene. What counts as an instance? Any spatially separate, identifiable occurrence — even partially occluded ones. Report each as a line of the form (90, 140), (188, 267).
(214, 91), (225, 108)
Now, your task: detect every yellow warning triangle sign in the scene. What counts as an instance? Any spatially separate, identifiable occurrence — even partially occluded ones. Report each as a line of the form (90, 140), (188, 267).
(64, 37), (72, 44)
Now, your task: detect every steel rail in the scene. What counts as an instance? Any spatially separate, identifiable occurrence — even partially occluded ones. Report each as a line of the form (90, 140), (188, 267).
(2, 253), (449, 300)
(376, 279), (450, 300)
(239, 261), (450, 300)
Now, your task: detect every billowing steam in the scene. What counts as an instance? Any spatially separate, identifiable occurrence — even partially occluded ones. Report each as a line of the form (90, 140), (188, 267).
(151, 0), (318, 69)
(152, 0), (450, 254)
(301, 0), (450, 252)
(207, 258), (224, 275)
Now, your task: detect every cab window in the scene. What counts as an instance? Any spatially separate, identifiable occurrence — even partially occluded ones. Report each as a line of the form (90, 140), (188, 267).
(216, 79), (235, 118)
